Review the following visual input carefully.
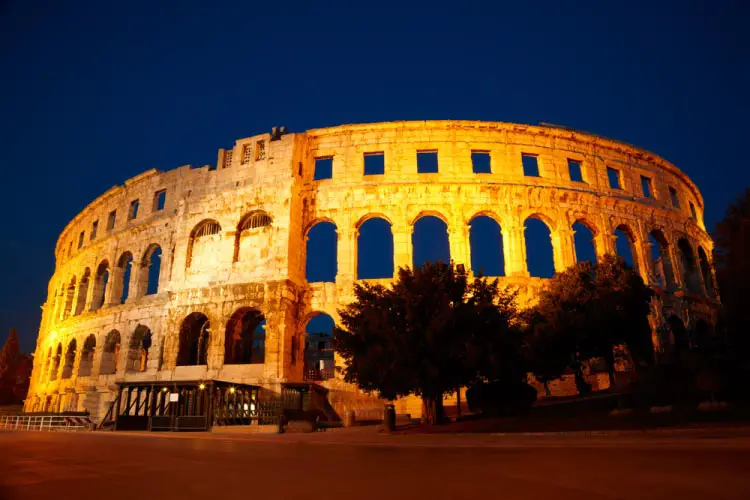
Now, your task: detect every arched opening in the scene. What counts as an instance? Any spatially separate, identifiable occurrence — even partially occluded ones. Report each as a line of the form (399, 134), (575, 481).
(61, 339), (77, 379)
(100, 330), (121, 375)
(91, 261), (109, 311)
(177, 312), (210, 366)
(678, 238), (702, 295)
(224, 308), (266, 364)
(49, 344), (62, 381)
(698, 246), (715, 297)
(116, 251), (134, 304)
(524, 216), (555, 278)
(667, 316), (688, 352)
(78, 334), (96, 377)
(614, 225), (637, 269)
(648, 230), (675, 290)
(63, 276), (76, 319)
(469, 215), (505, 276)
(357, 217), (394, 279)
(233, 211), (273, 263)
(140, 245), (162, 296)
(304, 313), (335, 381)
(126, 325), (152, 372)
(413, 215), (450, 268)
(572, 221), (597, 265)
(306, 221), (338, 282)
(74, 269), (90, 315)
(187, 219), (222, 269)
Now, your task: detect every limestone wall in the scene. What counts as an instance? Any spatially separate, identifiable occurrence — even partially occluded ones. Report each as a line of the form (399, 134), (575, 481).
(25, 121), (719, 417)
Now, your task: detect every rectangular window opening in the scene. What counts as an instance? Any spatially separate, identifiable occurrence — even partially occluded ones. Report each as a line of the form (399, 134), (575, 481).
(567, 159), (584, 182)
(255, 141), (266, 161)
(223, 150), (233, 169)
(77, 231), (84, 249)
(641, 175), (653, 198)
(521, 154), (540, 177)
(471, 151), (492, 174)
(107, 210), (117, 231)
(129, 199), (139, 220)
(241, 144), (252, 164)
(689, 201), (697, 219)
(364, 152), (385, 176)
(669, 187), (680, 208)
(607, 167), (621, 190)
(90, 220), (98, 240)
(314, 157), (333, 180)
(417, 151), (439, 174)
(153, 189), (166, 212)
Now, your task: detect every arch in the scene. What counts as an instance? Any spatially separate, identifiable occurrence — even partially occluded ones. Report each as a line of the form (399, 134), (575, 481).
(61, 339), (77, 379)
(697, 246), (715, 297)
(177, 312), (210, 366)
(524, 216), (555, 278)
(648, 230), (676, 290)
(100, 330), (121, 375)
(355, 213), (393, 228)
(139, 244), (162, 296)
(74, 268), (90, 315)
(187, 219), (222, 268)
(409, 210), (449, 226)
(614, 224), (637, 270)
(63, 276), (76, 319)
(412, 214), (450, 268)
(306, 221), (338, 282)
(677, 238), (702, 294)
(78, 334), (96, 377)
(572, 220), (597, 265)
(357, 216), (394, 279)
(224, 308), (266, 364)
(469, 215), (505, 276)
(667, 315), (688, 352)
(233, 211), (274, 263)
(49, 343), (62, 381)
(304, 313), (335, 381)
(91, 260), (110, 311)
(116, 251), (134, 304)
(126, 325), (152, 372)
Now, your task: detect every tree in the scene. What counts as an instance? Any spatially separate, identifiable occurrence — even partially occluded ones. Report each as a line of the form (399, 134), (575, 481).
(333, 261), (522, 424)
(526, 255), (654, 388)
(714, 187), (750, 352)
(0, 329), (20, 378)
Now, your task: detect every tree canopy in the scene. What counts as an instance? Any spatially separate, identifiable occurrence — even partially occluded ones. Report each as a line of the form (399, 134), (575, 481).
(526, 255), (654, 386)
(333, 261), (523, 424)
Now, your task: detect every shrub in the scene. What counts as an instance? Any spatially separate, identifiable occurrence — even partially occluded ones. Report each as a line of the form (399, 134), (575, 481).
(466, 380), (537, 417)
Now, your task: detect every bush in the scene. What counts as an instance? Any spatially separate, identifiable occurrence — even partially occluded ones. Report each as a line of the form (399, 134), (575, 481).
(466, 380), (537, 417)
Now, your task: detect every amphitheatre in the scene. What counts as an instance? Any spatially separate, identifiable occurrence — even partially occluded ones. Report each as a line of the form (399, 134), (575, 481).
(24, 120), (720, 429)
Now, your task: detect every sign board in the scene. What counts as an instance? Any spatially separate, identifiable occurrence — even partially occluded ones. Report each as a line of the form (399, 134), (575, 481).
(169, 393), (179, 403)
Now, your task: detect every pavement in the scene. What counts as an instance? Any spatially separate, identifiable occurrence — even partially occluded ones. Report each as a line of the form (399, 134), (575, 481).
(1, 427), (750, 500)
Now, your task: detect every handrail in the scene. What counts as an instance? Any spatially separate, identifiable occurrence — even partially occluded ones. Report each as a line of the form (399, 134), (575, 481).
(0, 415), (93, 432)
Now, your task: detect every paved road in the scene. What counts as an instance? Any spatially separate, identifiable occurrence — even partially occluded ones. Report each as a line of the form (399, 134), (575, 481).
(1, 430), (749, 500)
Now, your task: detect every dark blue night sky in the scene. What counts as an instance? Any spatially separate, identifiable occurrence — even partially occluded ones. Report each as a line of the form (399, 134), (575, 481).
(1, 1), (748, 351)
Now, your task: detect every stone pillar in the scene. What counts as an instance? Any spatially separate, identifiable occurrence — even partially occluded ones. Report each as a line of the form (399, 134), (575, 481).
(106, 267), (124, 307)
(125, 263), (140, 303)
(666, 242), (685, 290)
(338, 226), (356, 282)
(502, 224), (528, 277)
(448, 224), (470, 270)
(551, 226), (575, 272)
(84, 274), (98, 312)
(391, 224), (413, 275)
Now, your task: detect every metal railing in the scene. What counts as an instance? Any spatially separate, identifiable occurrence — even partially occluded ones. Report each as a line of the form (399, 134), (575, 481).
(0, 415), (94, 432)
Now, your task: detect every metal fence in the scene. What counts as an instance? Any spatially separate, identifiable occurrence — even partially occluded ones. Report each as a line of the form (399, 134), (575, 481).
(0, 415), (94, 432)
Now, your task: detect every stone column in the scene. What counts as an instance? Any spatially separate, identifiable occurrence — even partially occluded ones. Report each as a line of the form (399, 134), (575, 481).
(551, 226), (575, 272)
(337, 226), (356, 282)
(125, 263), (140, 303)
(391, 223), (413, 275)
(448, 224), (470, 271)
(106, 267), (124, 307)
(502, 224), (528, 277)
(666, 241), (685, 291)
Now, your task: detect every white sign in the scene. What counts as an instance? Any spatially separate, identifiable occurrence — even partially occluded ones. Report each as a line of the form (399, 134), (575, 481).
(169, 393), (179, 402)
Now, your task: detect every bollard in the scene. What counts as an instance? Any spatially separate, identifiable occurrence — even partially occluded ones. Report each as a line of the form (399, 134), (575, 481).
(383, 404), (396, 432)
(345, 409), (356, 427)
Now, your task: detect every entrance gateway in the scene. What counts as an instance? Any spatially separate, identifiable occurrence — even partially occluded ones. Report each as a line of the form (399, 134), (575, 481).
(113, 380), (283, 431)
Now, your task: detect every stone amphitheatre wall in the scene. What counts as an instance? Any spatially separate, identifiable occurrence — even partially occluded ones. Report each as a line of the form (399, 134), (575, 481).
(25, 121), (719, 418)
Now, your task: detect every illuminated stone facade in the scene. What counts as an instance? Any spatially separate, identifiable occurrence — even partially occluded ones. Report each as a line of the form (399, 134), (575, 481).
(25, 121), (719, 418)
